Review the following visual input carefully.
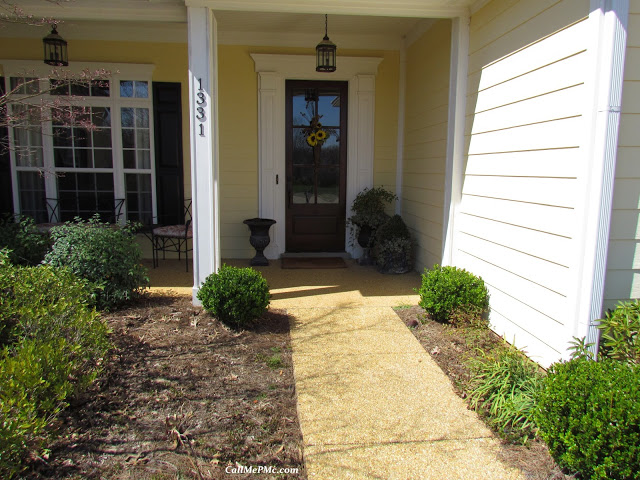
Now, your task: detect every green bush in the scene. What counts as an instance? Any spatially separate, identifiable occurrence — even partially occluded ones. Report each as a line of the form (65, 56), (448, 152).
(598, 300), (640, 364)
(0, 253), (110, 477)
(418, 264), (489, 324)
(468, 343), (544, 443)
(0, 216), (49, 266)
(536, 358), (640, 480)
(374, 215), (412, 274)
(197, 265), (270, 327)
(0, 338), (74, 477)
(44, 215), (149, 310)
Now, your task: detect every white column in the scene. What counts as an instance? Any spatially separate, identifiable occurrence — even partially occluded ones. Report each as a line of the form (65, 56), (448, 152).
(188, 6), (220, 303)
(442, 16), (470, 267)
(395, 41), (407, 215)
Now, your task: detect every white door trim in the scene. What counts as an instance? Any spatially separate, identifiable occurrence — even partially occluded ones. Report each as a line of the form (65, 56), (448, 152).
(252, 53), (382, 257)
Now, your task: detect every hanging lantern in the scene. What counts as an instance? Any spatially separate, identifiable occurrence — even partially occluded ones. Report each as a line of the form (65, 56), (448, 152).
(43, 24), (68, 67)
(316, 14), (336, 73)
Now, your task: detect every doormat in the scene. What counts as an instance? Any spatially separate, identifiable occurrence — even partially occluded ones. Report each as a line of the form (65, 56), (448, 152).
(281, 257), (347, 269)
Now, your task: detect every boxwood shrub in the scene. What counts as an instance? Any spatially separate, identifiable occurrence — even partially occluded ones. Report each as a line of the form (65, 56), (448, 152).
(0, 215), (49, 266)
(0, 251), (110, 477)
(597, 300), (640, 364)
(418, 264), (489, 324)
(197, 265), (270, 327)
(536, 358), (640, 480)
(44, 216), (149, 310)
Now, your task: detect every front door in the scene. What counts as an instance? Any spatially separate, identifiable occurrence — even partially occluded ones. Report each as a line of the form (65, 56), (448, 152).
(285, 80), (347, 252)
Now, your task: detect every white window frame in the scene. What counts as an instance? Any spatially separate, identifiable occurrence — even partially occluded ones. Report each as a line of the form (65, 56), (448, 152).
(1, 60), (157, 224)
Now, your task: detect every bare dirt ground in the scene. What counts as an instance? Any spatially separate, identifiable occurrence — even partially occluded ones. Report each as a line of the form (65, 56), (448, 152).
(393, 306), (574, 480)
(21, 292), (573, 480)
(25, 293), (306, 480)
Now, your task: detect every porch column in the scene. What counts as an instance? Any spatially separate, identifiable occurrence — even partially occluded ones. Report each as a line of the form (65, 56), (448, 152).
(187, 6), (221, 303)
(443, 15), (470, 267)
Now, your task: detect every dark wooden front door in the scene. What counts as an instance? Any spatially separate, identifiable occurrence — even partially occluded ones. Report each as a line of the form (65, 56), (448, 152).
(286, 80), (347, 252)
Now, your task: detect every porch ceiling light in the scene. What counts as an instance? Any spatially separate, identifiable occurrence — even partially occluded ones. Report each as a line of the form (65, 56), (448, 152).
(316, 14), (336, 73)
(43, 24), (68, 67)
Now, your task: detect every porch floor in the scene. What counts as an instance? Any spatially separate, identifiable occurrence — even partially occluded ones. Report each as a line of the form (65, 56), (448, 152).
(147, 259), (523, 479)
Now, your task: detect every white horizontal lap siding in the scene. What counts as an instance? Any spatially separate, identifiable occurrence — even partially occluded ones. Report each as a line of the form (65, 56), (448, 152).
(403, 19), (452, 272)
(459, 0), (590, 367)
(605, 1), (640, 309)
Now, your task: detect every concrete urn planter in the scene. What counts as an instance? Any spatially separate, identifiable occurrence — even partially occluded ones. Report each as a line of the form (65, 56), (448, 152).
(243, 218), (276, 266)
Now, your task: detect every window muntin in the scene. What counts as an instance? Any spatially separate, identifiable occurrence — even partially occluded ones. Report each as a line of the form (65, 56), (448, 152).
(120, 80), (148, 98)
(18, 172), (47, 223)
(49, 79), (111, 97)
(53, 107), (113, 169)
(6, 72), (155, 224)
(12, 104), (44, 167)
(10, 77), (39, 94)
(125, 173), (152, 225)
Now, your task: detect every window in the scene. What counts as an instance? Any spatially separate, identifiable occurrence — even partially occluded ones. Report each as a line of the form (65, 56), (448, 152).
(5, 66), (156, 225)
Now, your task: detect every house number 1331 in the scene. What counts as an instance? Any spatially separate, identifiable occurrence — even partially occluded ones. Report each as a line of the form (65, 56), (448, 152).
(196, 78), (207, 137)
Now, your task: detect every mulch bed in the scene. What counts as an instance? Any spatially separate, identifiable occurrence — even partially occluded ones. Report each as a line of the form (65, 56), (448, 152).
(25, 293), (307, 480)
(393, 306), (573, 480)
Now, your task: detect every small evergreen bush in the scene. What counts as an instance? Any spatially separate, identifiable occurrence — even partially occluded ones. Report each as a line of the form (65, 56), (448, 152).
(197, 265), (270, 327)
(44, 215), (149, 310)
(374, 215), (412, 274)
(0, 252), (110, 477)
(598, 300), (640, 364)
(418, 264), (489, 324)
(467, 343), (544, 443)
(536, 358), (640, 480)
(0, 215), (49, 266)
(0, 338), (74, 477)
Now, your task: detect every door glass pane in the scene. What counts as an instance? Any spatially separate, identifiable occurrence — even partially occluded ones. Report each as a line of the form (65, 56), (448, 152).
(293, 128), (315, 165)
(317, 168), (339, 204)
(318, 89), (341, 127)
(292, 166), (314, 204)
(319, 136), (340, 165)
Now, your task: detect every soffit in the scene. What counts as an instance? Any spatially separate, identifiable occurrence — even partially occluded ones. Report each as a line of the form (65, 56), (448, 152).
(1, 0), (474, 47)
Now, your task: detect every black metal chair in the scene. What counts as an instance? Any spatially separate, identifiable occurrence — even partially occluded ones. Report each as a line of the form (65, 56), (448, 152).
(152, 200), (193, 272)
(35, 198), (61, 234)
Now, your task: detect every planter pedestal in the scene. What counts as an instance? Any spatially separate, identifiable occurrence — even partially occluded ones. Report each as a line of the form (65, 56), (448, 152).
(357, 224), (375, 266)
(243, 218), (276, 266)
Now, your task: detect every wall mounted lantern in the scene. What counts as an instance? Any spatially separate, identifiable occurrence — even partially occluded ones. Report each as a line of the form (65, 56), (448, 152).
(316, 14), (336, 72)
(43, 24), (68, 67)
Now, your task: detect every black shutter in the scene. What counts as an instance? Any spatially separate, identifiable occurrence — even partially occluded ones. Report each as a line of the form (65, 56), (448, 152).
(0, 77), (14, 216)
(153, 82), (184, 225)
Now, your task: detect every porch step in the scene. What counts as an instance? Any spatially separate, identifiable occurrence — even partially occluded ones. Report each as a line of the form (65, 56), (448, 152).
(280, 252), (351, 259)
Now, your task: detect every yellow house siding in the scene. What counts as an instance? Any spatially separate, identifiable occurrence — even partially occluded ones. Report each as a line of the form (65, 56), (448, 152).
(604, 0), (640, 308)
(403, 19), (451, 273)
(461, 0), (590, 366)
(218, 45), (260, 259)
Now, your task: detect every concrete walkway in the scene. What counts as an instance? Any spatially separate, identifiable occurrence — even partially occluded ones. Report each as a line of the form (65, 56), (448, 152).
(149, 259), (523, 479)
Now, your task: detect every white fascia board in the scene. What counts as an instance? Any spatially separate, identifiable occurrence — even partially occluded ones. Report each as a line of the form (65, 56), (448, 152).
(10, 0), (187, 22)
(188, 0), (468, 18)
(218, 31), (403, 50)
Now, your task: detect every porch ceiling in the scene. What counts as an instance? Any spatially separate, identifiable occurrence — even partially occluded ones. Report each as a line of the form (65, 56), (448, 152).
(2, 0), (487, 47)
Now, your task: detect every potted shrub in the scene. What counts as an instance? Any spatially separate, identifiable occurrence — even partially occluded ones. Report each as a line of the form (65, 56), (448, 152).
(348, 186), (397, 265)
(373, 214), (413, 274)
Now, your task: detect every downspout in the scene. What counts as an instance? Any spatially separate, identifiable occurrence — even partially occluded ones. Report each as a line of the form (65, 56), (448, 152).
(580, 0), (629, 357)
(395, 40), (407, 215)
